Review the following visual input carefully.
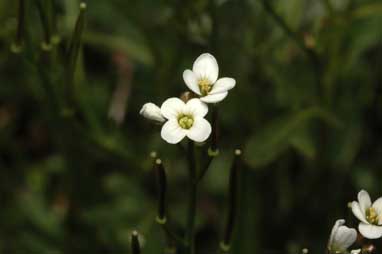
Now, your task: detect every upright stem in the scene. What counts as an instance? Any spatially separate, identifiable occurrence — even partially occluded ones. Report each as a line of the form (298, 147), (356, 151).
(187, 140), (197, 254)
(211, 105), (219, 152)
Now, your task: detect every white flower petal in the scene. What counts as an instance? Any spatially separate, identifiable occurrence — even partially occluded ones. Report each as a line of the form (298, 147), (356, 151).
(358, 190), (372, 214)
(352, 201), (368, 224)
(351, 249), (361, 254)
(334, 226), (357, 250)
(192, 53), (219, 83)
(372, 197), (382, 225)
(184, 98), (208, 118)
(161, 120), (186, 144)
(329, 219), (345, 247)
(200, 92), (228, 104)
(358, 223), (382, 239)
(183, 70), (201, 95)
(161, 97), (185, 120)
(140, 103), (165, 122)
(186, 118), (211, 143)
(210, 77), (236, 95)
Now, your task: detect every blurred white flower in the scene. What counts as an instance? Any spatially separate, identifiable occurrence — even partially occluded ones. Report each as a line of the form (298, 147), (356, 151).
(328, 219), (357, 254)
(183, 53), (236, 103)
(160, 97), (211, 144)
(351, 190), (382, 239)
(350, 249), (361, 254)
(140, 103), (166, 123)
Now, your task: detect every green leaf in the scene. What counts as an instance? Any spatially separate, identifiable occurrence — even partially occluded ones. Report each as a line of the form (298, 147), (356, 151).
(289, 126), (316, 159)
(244, 107), (341, 169)
(83, 31), (153, 66)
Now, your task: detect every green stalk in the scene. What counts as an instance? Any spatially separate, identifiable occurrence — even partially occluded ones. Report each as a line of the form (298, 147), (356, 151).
(186, 140), (197, 254)
(67, 2), (87, 86)
(11, 0), (25, 53)
(35, 0), (52, 49)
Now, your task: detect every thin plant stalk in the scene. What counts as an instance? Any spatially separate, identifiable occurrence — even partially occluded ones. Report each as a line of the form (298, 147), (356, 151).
(186, 140), (197, 254)
(11, 0), (25, 53)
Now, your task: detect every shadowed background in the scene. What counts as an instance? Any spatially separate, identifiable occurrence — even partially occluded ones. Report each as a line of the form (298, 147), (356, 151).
(0, 0), (381, 253)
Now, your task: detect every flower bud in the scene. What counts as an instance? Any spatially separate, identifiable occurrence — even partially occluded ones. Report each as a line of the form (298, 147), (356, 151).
(328, 219), (357, 254)
(180, 91), (193, 102)
(140, 103), (165, 123)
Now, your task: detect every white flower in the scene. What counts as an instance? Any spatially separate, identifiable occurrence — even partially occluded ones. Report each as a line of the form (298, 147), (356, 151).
(328, 219), (357, 254)
(160, 97), (211, 144)
(350, 250), (361, 254)
(183, 53), (236, 103)
(351, 190), (382, 239)
(140, 103), (166, 123)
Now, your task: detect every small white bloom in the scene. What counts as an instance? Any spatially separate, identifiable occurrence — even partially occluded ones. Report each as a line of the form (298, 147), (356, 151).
(183, 53), (236, 103)
(351, 190), (382, 239)
(350, 249), (361, 254)
(328, 219), (357, 254)
(160, 97), (211, 144)
(140, 103), (166, 123)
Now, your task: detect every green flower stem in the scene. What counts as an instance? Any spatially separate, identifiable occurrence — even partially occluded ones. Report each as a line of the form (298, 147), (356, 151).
(187, 140), (197, 254)
(11, 0), (25, 53)
(66, 3), (87, 87)
(211, 105), (219, 152)
(197, 105), (219, 182)
(35, 0), (52, 49)
(197, 148), (219, 183)
(160, 222), (187, 248)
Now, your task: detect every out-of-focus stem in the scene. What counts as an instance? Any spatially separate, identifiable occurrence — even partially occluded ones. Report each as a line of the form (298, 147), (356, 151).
(11, 0), (25, 53)
(197, 148), (219, 182)
(35, 0), (52, 50)
(211, 105), (219, 152)
(67, 2), (87, 86)
(220, 149), (241, 252)
(197, 105), (219, 182)
(187, 140), (197, 254)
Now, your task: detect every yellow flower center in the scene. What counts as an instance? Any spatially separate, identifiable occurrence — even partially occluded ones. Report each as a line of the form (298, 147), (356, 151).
(178, 115), (194, 129)
(198, 78), (212, 96)
(366, 207), (379, 225)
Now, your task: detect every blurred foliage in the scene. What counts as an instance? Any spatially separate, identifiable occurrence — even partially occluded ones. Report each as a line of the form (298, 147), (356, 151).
(0, 0), (381, 253)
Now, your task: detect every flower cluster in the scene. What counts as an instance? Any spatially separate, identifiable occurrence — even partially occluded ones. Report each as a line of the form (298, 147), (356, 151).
(140, 53), (236, 144)
(327, 190), (382, 254)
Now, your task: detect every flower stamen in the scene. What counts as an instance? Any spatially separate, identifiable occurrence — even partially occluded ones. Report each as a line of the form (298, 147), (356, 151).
(178, 114), (194, 129)
(198, 78), (212, 96)
(366, 207), (379, 225)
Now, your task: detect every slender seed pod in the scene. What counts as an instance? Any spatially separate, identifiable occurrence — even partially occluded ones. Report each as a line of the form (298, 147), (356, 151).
(131, 230), (141, 254)
(220, 149), (242, 252)
(67, 2), (87, 84)
(155, 158), (167, 224)
(35, 0), (52, 50)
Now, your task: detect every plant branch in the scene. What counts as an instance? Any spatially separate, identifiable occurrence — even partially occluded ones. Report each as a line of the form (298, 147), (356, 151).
(186, 140), (197, 254)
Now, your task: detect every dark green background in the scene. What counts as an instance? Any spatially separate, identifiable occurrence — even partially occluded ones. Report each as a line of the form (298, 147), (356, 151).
(0, 0), (381, 253)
